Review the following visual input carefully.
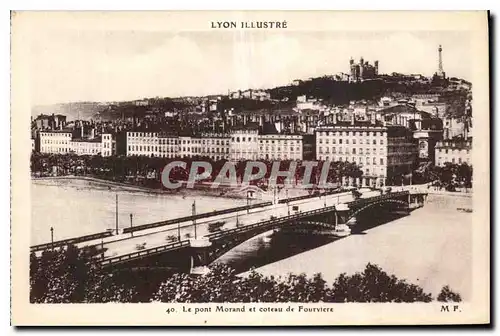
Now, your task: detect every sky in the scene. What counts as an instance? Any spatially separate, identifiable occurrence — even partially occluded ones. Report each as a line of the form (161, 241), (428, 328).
(27, 28), (472, 106)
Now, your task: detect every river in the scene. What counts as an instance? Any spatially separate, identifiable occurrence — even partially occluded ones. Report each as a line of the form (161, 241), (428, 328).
(229, 193), (472, 300)
(30, 178), (251, 245)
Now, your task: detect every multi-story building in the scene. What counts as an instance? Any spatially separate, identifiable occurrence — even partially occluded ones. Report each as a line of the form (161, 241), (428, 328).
(71, 138), (102, 155)
(435, 137), (472, 166)
(315, 119), (417, 187)
(124, 125), (305, 162)
(38, 131), (73, 154)
(199, 133), (230, 161)
(101, 133), (116, 157)
(230, 125), (260, 161)
(158, 133), (180, 159)
(38, 130), (116, 156)
(126, 131), (159, 157)
(258, 134), (303, 161)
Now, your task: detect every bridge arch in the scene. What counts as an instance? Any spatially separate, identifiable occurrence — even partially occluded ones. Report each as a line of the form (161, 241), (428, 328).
(206, 220), (338, 264)
(348, 199), (408, 221)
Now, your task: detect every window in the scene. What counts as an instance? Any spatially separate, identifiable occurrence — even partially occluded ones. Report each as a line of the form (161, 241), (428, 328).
(380, 158), (384, 165)
(339, 139), (343, 144)
(352, 148), (356, 154)
(373, 140), (377, 145)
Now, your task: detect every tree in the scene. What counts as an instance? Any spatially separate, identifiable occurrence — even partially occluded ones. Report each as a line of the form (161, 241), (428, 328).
(437, 286), (462, 303)
(32, 246), (444, 304)
(330, 263), (433, 303)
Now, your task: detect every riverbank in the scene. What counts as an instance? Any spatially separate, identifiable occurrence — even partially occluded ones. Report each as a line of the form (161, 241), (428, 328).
(32, 176), (252, 200)
(241, 193), (472, 300)
(31, 178), (253, 245)
(32, 175), (315, 201)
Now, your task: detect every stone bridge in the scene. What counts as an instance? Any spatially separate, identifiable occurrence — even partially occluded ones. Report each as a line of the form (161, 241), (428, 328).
(99, 190), (427, 274)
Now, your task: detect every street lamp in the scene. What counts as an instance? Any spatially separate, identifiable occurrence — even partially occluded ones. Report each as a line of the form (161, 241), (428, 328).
(115, 193), (119, 235)
(192, 200), (197, 239)
(129, 213), (134, 237)
(246, 191), (250, 213)
(50, 227), (54, 250)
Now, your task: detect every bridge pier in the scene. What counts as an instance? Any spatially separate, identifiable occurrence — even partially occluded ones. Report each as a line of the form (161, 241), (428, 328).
(408, 193), (427, 210)
(189, 237), (212, 276)
(333, 203), (352, 236)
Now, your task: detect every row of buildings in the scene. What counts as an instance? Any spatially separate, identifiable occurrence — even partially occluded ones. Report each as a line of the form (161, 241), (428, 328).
(34, 108), (471, 187)
(37, 130), (116, 157)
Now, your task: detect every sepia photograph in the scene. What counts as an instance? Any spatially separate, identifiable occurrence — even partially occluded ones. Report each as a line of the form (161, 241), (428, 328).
(10, 10), (490, 326)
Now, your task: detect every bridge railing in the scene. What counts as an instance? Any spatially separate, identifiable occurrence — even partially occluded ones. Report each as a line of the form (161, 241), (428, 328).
(122, 201), (273, 234)
(277, 189), (345, 204)
(98, 190), (415, 267)
(206, 204), (339, 240)
(30, 231), (114, 253)
(207, 191), (411, 241)
(100, 240), (190, 266)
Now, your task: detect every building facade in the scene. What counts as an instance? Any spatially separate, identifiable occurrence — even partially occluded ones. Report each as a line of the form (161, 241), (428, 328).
(258, 134), (303, 161)
(126, 131), (159, 157)
(349, 57), (379, 82)
(315, 121), (418, 187)
(38, 131), (73, 154)
(71, 139), (102, 155)
(38, 130), (117, 156)
(123, 125), (307, 162)
(435, 137), (472, 166)
(229, 127), (260, 161)
(101, 133), (116, 157)
(199, 133), (230, 161)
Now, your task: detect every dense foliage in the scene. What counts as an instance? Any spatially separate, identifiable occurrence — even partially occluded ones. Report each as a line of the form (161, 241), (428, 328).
(412, 162), (472, 191)
(31, 153), (363, 190)
(437, 286), (462, 303)
(30, 245), (460, 304)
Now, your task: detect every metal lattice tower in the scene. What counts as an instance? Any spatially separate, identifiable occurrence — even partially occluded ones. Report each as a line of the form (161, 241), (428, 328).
(438, 45), (444, 77)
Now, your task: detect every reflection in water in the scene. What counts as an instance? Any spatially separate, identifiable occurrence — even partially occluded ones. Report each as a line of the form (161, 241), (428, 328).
(214, 231), (337, 274)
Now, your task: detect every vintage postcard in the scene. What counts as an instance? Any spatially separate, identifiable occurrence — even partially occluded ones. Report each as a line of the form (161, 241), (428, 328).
(11, 11), (490, 326)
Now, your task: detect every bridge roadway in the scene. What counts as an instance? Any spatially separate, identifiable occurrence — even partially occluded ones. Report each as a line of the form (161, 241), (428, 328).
(83, 188), (386, 260)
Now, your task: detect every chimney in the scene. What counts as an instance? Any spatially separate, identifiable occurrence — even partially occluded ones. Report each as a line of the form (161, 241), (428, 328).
(351, 114), (355, 125)
(333, 113), (337, 125)
(90, 128), (95, 139)
(259, 115), (264, 127)
(371, 113), (376, 125)
(80, 124), (84, 138)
